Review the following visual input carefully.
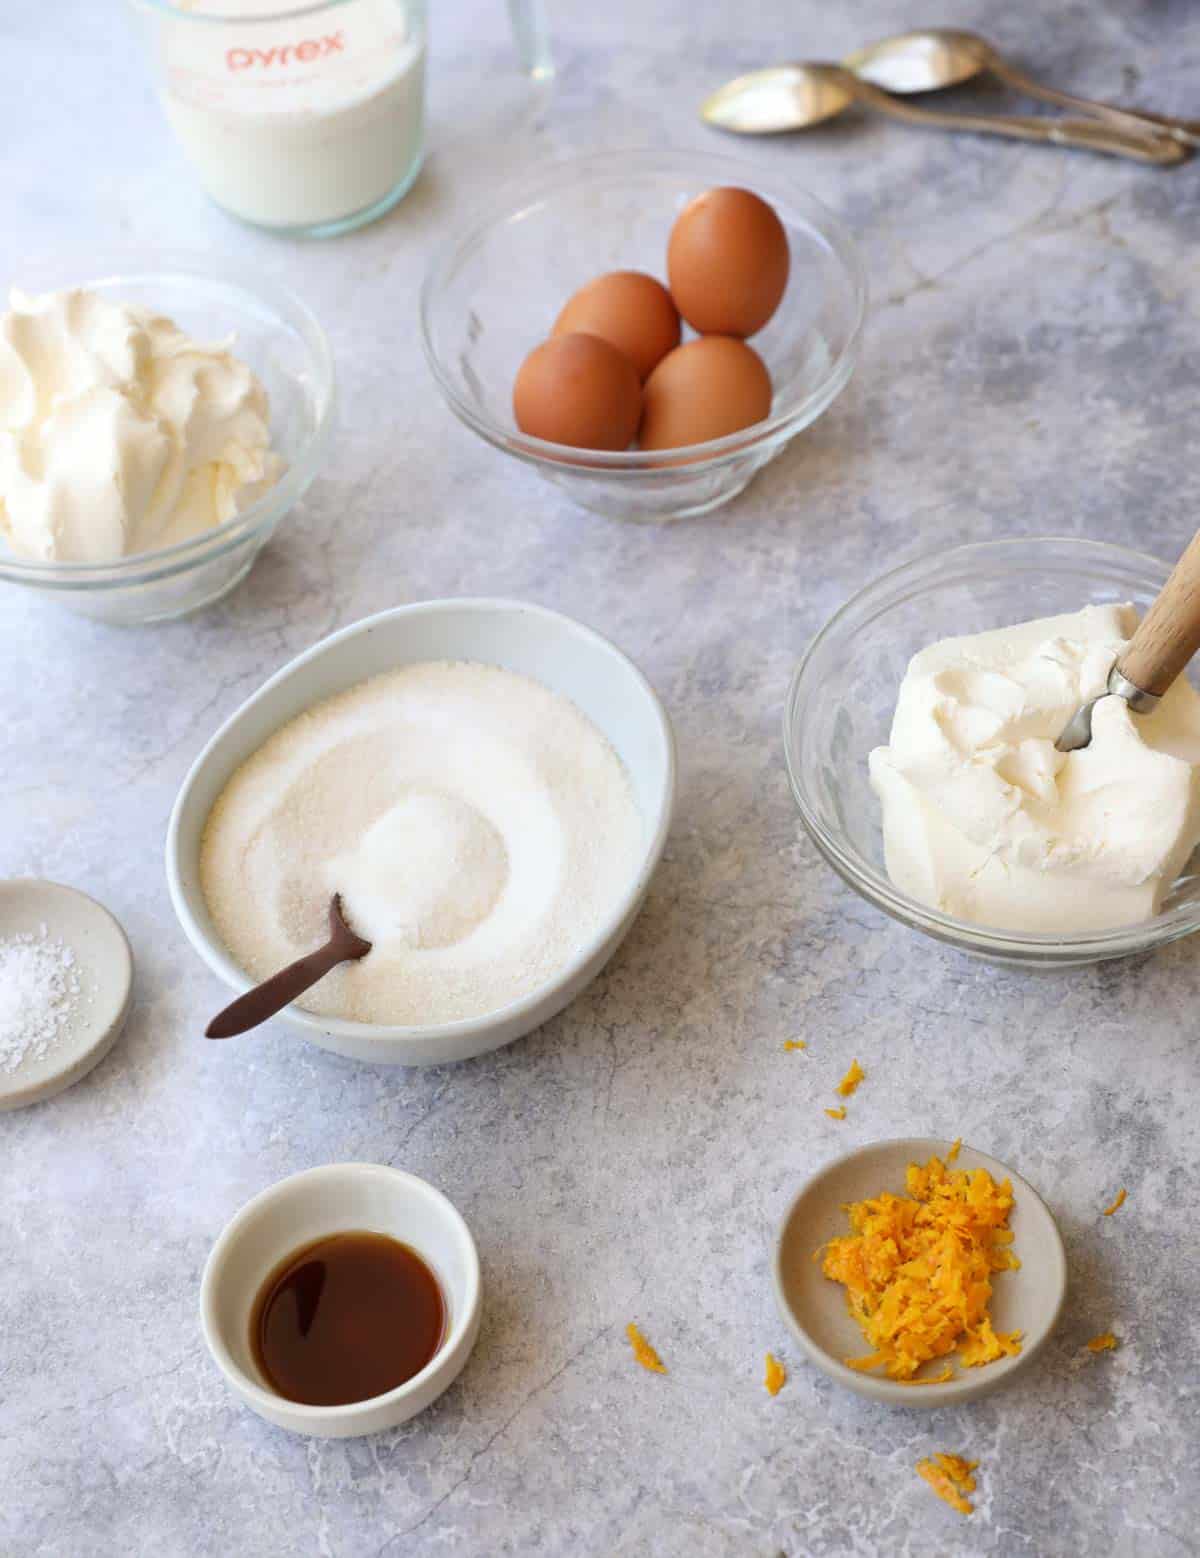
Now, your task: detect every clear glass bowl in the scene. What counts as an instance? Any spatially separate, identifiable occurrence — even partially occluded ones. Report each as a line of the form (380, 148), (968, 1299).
(420, 150), (866, 522)
(784, 538), (1200, 967)
(0, 255), (335, 625)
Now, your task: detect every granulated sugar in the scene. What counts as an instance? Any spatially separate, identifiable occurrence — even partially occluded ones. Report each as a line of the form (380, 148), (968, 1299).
(199, 661), (643, 1025)
(0, 925), (83, 1072)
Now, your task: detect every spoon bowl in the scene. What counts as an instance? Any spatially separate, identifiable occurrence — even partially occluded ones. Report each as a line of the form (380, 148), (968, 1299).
(702, 62), (853, 135)
(844, 29), (994, 94)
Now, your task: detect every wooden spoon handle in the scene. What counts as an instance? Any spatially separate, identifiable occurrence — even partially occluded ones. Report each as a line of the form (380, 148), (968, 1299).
(1118, 530), (1200, 697)
(206, 939), (348, 1039)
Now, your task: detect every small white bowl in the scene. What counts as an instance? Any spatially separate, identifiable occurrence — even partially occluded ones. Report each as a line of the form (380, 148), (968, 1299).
(773, 1138), (1067, 1409)
(200, 1163), (481, 1439)
(166, 598), (675, 1065)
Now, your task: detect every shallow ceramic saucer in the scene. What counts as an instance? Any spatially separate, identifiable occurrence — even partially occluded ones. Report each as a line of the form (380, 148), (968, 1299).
(0, 879), (134, 1112)
(200, 1163), (482, 1438)
(773, 1137), (1067, 1408)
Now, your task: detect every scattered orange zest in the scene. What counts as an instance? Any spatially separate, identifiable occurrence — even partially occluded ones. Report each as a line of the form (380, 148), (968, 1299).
(947, 1138), (963, 1162)
(1102, 1189), (1127, 1216)
(900, 1365), (956, 1386)
(916, 1454), (979, 1516)
(820, 1154), (1022, 1380)
(764, 1352), (786, 1396)
(825, 1106), (847, 1120)
(1087, 1331), (1119, 1353)
(783, 1040), (807, 1051)
(626, 1323), (667, 1374)
(836, 1059), (866, 1097)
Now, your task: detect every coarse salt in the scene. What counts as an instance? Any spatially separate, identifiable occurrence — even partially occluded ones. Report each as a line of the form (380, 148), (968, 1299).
(0, 925), (84, 1072)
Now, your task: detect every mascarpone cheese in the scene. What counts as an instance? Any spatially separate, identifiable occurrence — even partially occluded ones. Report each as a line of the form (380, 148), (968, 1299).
(869, 603), (1200, 932)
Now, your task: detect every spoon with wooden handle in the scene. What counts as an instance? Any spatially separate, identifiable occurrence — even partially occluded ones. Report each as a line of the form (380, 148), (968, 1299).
(1056, 530), (1200, 751)
(206, 894), (371, 1039)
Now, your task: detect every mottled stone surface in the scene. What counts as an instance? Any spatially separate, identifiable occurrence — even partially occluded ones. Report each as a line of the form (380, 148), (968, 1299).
(4, 2), (1200, 1553)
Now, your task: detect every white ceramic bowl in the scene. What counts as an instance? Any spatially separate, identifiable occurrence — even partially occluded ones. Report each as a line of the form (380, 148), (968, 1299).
(200, 1163), (481, 1438)
(166, 598), (676, 1064)
(773, 1138), (1067, 1408)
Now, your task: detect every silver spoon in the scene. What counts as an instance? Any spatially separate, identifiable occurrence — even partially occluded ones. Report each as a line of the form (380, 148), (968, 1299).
(1056, 530), (1200, 751)
(845, 29), (1200, 150)
(205, 894), (371, 1040)
(701, 63), (1187, 164)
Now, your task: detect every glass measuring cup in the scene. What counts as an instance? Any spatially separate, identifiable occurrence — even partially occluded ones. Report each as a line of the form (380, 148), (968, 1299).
(126, 0), (553, 237)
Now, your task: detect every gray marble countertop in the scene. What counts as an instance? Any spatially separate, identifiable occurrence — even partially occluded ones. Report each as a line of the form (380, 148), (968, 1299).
(5, 2), (1200, 1553)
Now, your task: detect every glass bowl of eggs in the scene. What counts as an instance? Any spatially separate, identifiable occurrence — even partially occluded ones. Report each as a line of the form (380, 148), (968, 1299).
(420, 150), (867, 522)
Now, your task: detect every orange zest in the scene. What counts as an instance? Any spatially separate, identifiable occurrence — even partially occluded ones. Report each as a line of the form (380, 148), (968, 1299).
(1102, 1189), (1127, 1216)
(764, 1352), (786, 1396)
(899, 1364), (955, 1386)
(916, 1454), (978, 1516)
(626, 1322), (667, 1374)
(1086, 1331), (1119, 1353)
(947, 1138), (963, 1162)
(820, 1153), (1022, 1380)
(783, 1039), (807, 1052)
(836, 1059), (865, 1097)
(825, 1106), (847, 1121)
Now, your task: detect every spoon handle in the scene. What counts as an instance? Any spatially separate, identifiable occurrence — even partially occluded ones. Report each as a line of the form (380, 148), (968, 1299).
(1118, 529), (1200, 699)
(206, 938), (349, 1039)
(851, 77), (1186, 164)
(982, 57), (1200, 150)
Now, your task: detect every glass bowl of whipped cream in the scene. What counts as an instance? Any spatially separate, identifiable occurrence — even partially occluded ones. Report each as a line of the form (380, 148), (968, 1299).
(785, 537), (1200, 967)
(0, 255), (334, 625)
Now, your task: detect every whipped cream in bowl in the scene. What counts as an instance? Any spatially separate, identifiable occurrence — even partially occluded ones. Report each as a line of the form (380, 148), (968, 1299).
(785, 538), (1200, 966)
(0, 254), (333, 624)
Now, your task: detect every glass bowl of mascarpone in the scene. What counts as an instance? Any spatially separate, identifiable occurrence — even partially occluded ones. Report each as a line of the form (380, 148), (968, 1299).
(0, 255), (334, 625)
(784, 537), (1200, 967)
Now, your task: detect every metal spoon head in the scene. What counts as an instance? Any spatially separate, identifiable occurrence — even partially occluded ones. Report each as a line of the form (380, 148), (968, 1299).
(844, 28), (995, 94)
(1054, 697), (1098, 753)
(1055, 665), (1162, 752)
(702, 62), (855, 135)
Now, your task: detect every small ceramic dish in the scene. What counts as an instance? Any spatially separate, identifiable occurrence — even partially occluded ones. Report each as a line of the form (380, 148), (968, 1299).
(421, 149), (866, 522)
(773, 1137), (1067, 1409)
(166, 597), (676, 1065)
(0, 879), (134, 1112)
(200, 1163), (481, 1439)
(784, 536), (1200, 967)
(0, 253), (334, 625)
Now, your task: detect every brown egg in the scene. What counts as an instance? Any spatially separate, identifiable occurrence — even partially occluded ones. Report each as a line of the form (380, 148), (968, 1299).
(638, 337), (772, 451)
(552, 271), (681, 382)
(513, 333), (642, 451)
(667, 187), (790, 337)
